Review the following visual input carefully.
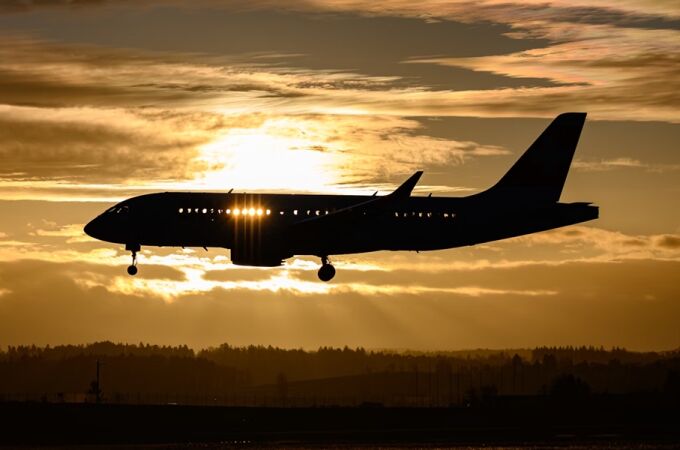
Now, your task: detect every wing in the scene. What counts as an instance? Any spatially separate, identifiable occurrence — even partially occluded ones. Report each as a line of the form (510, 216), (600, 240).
(293, 171), (423, 228)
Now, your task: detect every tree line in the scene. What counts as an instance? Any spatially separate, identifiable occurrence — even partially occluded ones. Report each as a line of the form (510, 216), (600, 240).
(1, 342), (678, 406)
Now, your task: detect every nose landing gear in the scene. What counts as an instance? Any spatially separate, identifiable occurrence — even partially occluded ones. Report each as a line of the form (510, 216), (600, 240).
(125, 243), (140, 276)
(318, 256), (336, 282)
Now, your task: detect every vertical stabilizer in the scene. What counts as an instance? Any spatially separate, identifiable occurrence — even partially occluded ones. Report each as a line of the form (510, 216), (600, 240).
(486, 112), (586, 203)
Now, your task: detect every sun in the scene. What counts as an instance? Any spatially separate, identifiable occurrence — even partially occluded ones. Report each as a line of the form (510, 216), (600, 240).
(194, 119), (342, 193)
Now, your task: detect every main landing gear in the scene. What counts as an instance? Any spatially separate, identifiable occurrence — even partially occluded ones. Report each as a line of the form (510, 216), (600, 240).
(318, 256), (335, 282)
(126, 243), (140, 276)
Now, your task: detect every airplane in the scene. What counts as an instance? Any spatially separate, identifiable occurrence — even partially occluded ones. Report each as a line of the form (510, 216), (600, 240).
(84, 112), (598, 282)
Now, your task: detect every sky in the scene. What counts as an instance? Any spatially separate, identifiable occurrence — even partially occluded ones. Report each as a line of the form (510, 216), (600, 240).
(0, 0), (678, 351)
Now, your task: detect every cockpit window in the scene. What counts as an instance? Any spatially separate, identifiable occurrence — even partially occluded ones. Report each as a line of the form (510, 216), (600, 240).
(107, 205), (130, 214)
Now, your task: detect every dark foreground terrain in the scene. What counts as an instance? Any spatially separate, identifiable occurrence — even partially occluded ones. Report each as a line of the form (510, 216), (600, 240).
(2, 396), (678, 447)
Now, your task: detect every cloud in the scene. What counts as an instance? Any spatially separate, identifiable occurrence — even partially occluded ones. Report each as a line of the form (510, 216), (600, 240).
(0, 34), (312, 109)
(573, 158), (680, 173)
(29, 222), (91, 243)
(12, 1), (677, 28)
(656, 235), (680, 250)
(196, 114), (508, 192)
(402, 23), (680, 121)
(0, 0), (110, 13)
(0, 106), (506, 198)
(252, 1), (680, 28)
(573, 158), (644, 171)
(0, 106), (218, 183)
(0, 34), (516, 199)
(1, 256), (679, 350)
(510, 226), (680, 262)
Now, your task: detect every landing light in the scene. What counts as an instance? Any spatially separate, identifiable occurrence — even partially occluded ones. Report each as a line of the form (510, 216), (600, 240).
(227, 207), (273, 218)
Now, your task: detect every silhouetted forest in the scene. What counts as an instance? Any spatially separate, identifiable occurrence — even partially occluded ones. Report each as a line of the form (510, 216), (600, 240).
(1, 342), (678, 406)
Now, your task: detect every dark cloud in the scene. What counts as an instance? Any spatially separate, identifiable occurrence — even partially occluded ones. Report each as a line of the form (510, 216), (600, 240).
(447, 2), (680, 31)
(0, 69), (134, 108)
(0, 112), (209, 182)
(3, 0), (678, 31)
(0, 0), (110, 13)
(621, 239), (647, 247)
(656, 235), (680, 249)
(132, 82), (308, 99)
(0, 7), (555, 91)
(0, 35), (312, 111)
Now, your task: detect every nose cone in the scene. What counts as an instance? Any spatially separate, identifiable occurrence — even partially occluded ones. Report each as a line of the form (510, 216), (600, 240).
(84, 217), (104, 240)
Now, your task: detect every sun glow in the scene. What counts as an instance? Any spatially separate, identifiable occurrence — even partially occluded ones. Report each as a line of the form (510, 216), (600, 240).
(196, 121), (341, 193)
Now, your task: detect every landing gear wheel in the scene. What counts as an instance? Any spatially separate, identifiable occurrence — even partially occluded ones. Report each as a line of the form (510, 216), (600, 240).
(125, 243), (140, 276)
(318, 256), (336, 282)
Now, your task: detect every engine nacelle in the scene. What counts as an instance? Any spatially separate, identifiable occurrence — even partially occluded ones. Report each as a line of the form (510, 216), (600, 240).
(230, 246), (289, 267)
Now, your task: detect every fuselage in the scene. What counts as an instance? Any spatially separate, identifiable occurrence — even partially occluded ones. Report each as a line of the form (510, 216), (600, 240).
(84, 191), (598, 265)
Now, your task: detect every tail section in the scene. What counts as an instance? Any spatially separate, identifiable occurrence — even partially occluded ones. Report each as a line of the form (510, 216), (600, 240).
(485, 112), (587, 204)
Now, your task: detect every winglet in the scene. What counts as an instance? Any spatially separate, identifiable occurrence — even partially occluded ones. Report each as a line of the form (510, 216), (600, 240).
(389, 171), (423, 198)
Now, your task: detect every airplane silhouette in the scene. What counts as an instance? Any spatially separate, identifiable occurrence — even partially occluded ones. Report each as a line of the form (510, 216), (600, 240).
(84, 112), (598, 281)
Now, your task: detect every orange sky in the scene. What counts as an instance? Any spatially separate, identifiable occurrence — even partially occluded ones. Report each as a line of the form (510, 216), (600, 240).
(0, 0), (678, 350)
